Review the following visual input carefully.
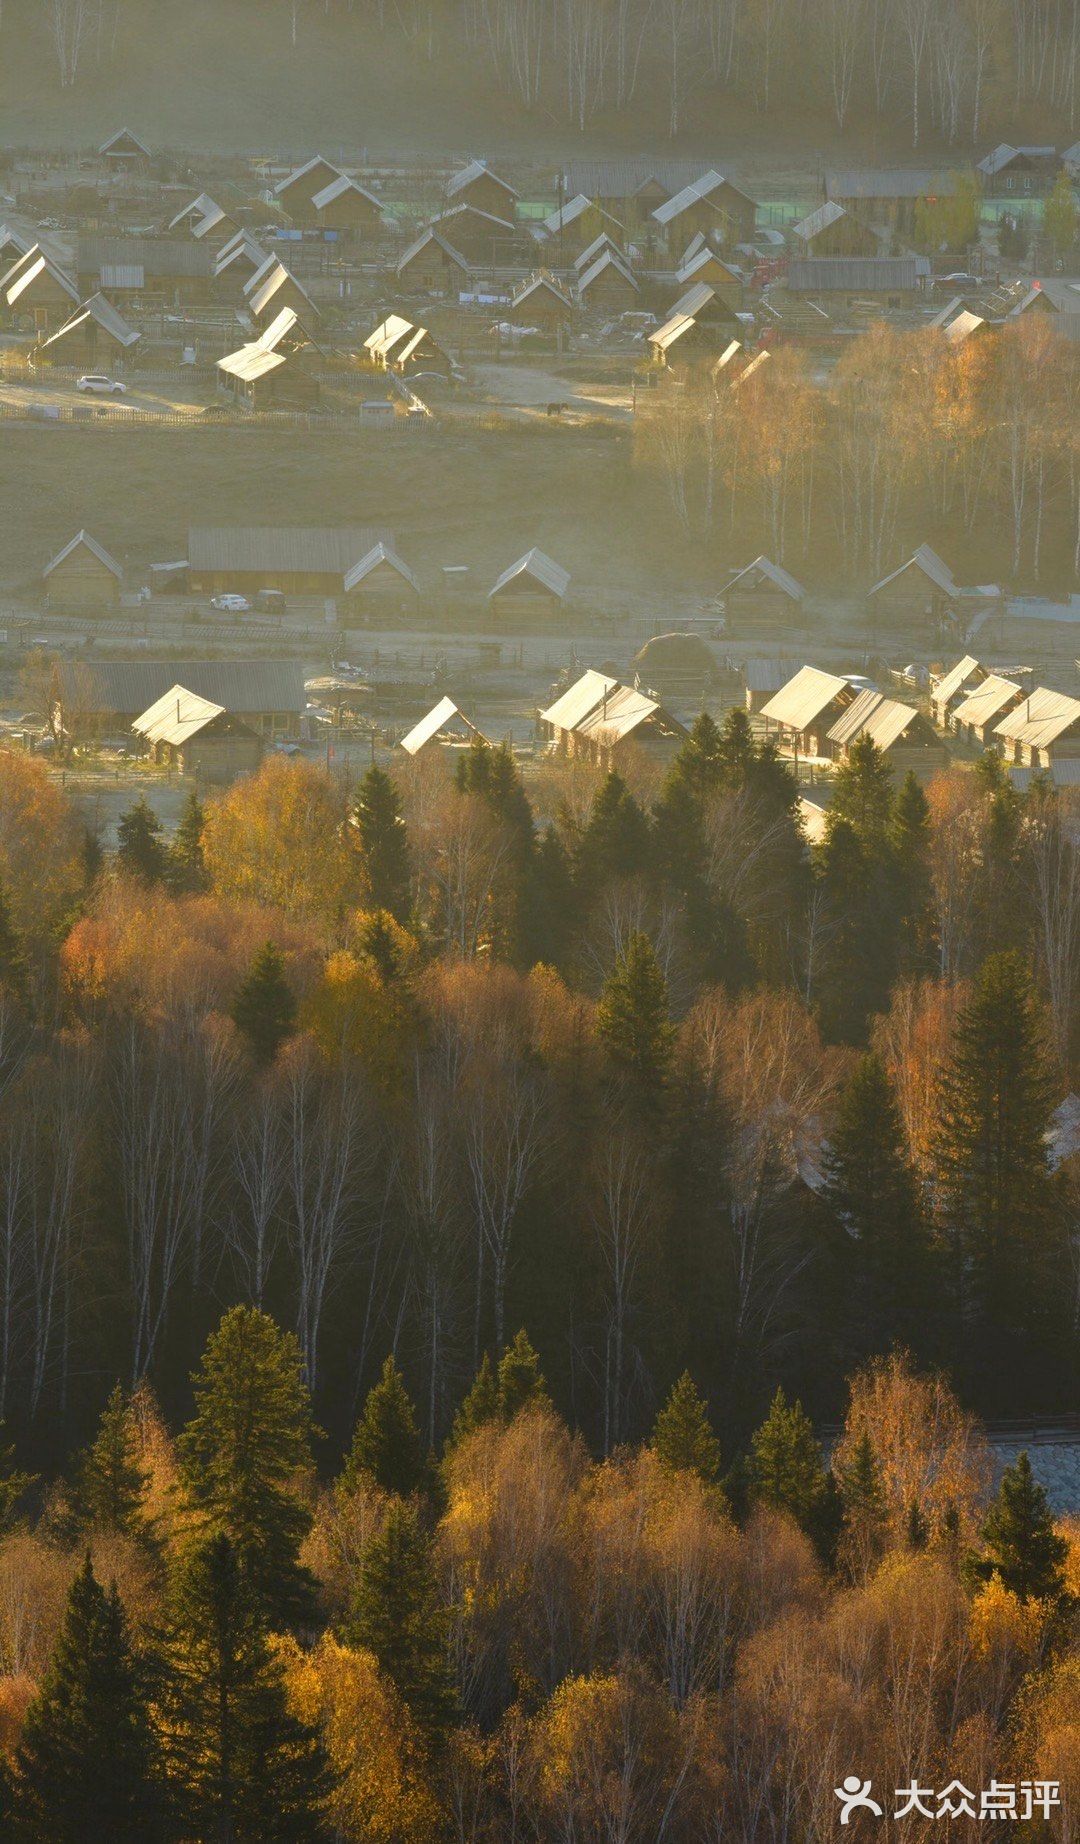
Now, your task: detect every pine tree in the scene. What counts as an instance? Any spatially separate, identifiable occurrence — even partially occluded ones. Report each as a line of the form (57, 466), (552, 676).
(449, 1352), (502, 1446)
(837, 1430), (888, 1574)
(664, 710), (727, 801)
(815, 818), (895, 1043)
(749, 1387), (828, 1533)
(116, 795), (168, 884)
(76, 1383), (152, 1544)
(168, 788), (206, 893)
(232, 941), (297, 1067)
(974, 1451), (1068, 1602)
(496, 1329), (549, 1418)
(160, 1532), (328, 1842)
(823, 1054), (934, 1357)
(347, 1500), (456, 1750)
(596, 931), (675, 1102)
(0, 878), (29, 1002)
(890, 772), (934, 973)
(177, 1306), (317, 1629)
(652, 1372), (722, 1484)
(344, 1355), (425, 1497)
(354, 765), (412, 922)
(829, 734), (895, 849)
(16, 1555), (163, 1844)
(525, 824), (577, 967)
(575, 772), (650, 890)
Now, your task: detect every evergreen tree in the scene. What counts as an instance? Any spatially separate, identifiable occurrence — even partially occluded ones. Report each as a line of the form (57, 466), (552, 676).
(596, 931), (675, 1103)
(978, 782), (1026, 957)
(973, 1451), (1068, 1603)
(355, 908), (414, 985)
(652, 1372), (722, 1484)
(347, 1500), (456, 1750)
(177, 1306), (317, 1628)
(448, 1352), (502, 1446)
(828, 734), (895, 848)
(0, 1422), (36, 1532)
(497, 1329), (549, 1418)
(575, 772), (650, 890)
(116, 795), (168, 884)
(749, 1387), (829, 1533)
(76, 1383), (152, 1544)
(823, 1054), (934, 1357)
(354, 765), (412, 922)
(837, 1430), (888, 1573)
(16, 1555), (163, 1844)
(890, 772), (935, 974)
(935, 952), (1061, 1390)
(525, 824), (578, 967)
(815, 819), (895, 1043)
(664, 710), (727, 802)
(232, 941), (297, 1067)
(344, 1355), (425, 1498)
(161, 1533), (327, 1842)
(0, 878), (29, 1001)
(168, 788), (206, 893)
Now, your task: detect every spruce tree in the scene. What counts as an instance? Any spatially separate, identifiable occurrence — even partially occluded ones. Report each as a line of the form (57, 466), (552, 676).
(575, 772), (650, 890)
(652, 1372), (722, 1484)
(344, 1355), (425, 1498)
(664, 710), (727, 802)
(168, 788), (206, 893)
(496, 1329), (549, 1418)
(815, 818), (895, 1044)
(890, 772), (934, 974)
(177, 1306), (317, 1629)
(16, 1555), (163, 1844)
(116, 795), (168, 884)
(161, 1532), (327, 1842)
(0, 878), (29, 1002)
(354, 765), (412, 922)
(828, 734), (895, 848)
(837, 1430), (888, 1573)
(232, 941), (297, 1067)
(974, 1451), (1068, 1603)
(76, 1383), (152, 1544)
(347, 1500), (456, 1750)
(449, 1352), (502, 1446)
(596, 931), (675, 1102)
(823, 1054), (934, 1357)
(749, 1387), (829, 1533)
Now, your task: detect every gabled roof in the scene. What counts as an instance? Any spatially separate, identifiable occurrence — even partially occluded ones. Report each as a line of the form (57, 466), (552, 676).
(399, 696), (486, 755)
(931, 655), (984, 708)
(214, 232), (269, 276)
(311, 173), (382, 215)
(168, 193), (228, 238)
(827, 687), (922, 752)
(447, 159), (519, 203)
(5, 251), (78, 307)
(675, 245), (741, 286)
(791, 201), (849, 242)
(826, 168), (958, 200)
(573, 231), (627, 272)
(44, 530), (122, 581)
(1009, 285), (1059, 317)
(928, 295), (966, 329)
(396, 228), (470, 275)
(951, 673), (1023, 729)
(343, 543), (420, 594)
(575, 682), (688, 746)
(245, 260), (319, 321)
(577, 249), (637, 297)
(721, 555), (805, 602)
(364, 313), (415, 360)
(869, 544), (957, 600)
(671, 280), (743, 321)
(217, 307), (320, 384)
(60, 658), (305, 716)
(760, 665), (854, 730)
(42, 291), (140, 351)
(430, 202), (517, 236)
(133, 684), (228, 748)
(542, 194), (624, 236)
(993, 686), (1080, 751)
(943, 308), (990, 345)
(274, 155), (343, 197)
(510, 273), (572, 312)
(489, 548), (570, 599)
(188, 526), (389, 574)
(788, 256), (926, 291)
(540, 669), (620, 732)
(652, 170), (755, 226)
(99, 128), (150, 157)
(978, 142), (1056, 176)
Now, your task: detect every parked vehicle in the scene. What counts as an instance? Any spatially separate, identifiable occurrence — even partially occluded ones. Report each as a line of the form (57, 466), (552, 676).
(76, 374), (127, 395)
(209, 594), (251, 613)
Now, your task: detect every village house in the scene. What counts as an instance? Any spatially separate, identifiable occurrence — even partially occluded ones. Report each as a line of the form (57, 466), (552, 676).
(867, 545), (962, 632)
(446, 160), (519, 222)
(669, 280), (747, 333)
(273, 156), (349, 222)
(720, 557), (806, 633)
(43, 531), (122, 613)
(309, 173), (383, 237)
(187, 526), (390, 598)
(648, 308), (738, 367)
(2, 250), (79, 329)
(488, 549), (570, 623)
(395, 228), (470, 291)
(790, 201), (881, 258)
(977, 145), (1060, 195)
(343, 543), (421, 616)
(507, 274), (574, 331)
(651, 171), (757, 253)
(675, 240), (744, 307)
(167, 193), (237, 249)
(76, 236), (212, 305)
(949, 673), (1025, 746)
(930, 656), (986, 729)
(573, 232), (629, 274)
(214, 231), (271, 290)
(244, 257), (320, 326)
(363, 315), (451, 376)
(824, 169), (959, 236)
(541, 194), (626, 261)
(786, 256), (928, 308)
(560, 160), (694, 228)
(59, 659), (306, 741)
(540, 669), (687, 769)
(132, 684), (263, 783)
(827, 689), (949, 779)
(743, 658), (798, 714)
(992, 687), (1080, 769)
(400, 697), (489, 756)
(37, 292), (140, 369)
(576, 248), (639, 312)
(428, 204), (522, 265)
(99, 128), (151, 167)
(1008, 285), (1061, 321)
(216, 306), (324, 408)
(941, 309), (996, 347)
(759, 666), (859, 758)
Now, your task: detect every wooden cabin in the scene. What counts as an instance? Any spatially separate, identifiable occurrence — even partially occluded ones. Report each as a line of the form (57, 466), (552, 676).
(508, 275), (574, 330)
(786, 256), (927, 307)
(446, 160), (519, 222)
(542, 195), (626, 262)
(244, 258), (320, 327)
(720, 557), (805, 633)
(867, 545), (959, 634)
(759, 666), (858, 759)
(59, 659), (306, 740)
(310, 174), (383, 236)
(790, 201), (880, 258)
(992, 687), (1080, 769)
(274, 156), (347, 222)
(827, 689), (950, 779)
(132, 684), (263, 783)
(652, 171), (757, 252)
(43, 531), (122, 612)
(488, 549), (569, 623)
(395, 229), (470, 291)
(99, 128), (151, 167)
(540, 670), (687, 770)
(428, 204), (520, 265)
(3, 252), (79, 329)
(77, 236), (212, 305)
(675, 241), (744, 307)
(949, 674), (1025, 746)
(825, 169), (959, 236)
(576, 250), (638, 312)
(167, 193), (236, 248)
(187, 526), (391, 597)
(343, 543), (421, 616)
(399, 697), (489, 757)
(930, 656), (986, 730)
(978, 144), (1059, 195)
(37, 292), (140, 369)
(648, 308), (738, 368)
(216, 307), (324, 408)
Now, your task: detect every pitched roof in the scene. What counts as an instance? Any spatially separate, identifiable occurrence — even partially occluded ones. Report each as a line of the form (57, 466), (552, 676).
(274, 155), (343, 197)
(41, 290), (140, 350)
(652, 170), (755, 226)
(510, 274), (572, 311)
(573, 231), (627, 272)
(447, 159), (519, 202)
(489, 548), (570, 599)
(744, 657), (798, 693)
(430, 202), (517, 236)
(59, 658), (305, 717)
(132, 683), (229, 747)
(575, 682), (687, 746)
(827, 687), (921, 751)
(542, 194), (623, 236)
(978, 142), (1056, 176)
(343, 543), (420, 594)
(168, 193), (228, 238)
(951, 673), (1023, 729)
(576, 249), (638, 296)
(760, 665), (854, 730)
(1009, 285), (1059, 317)
(648, 311), (698, 353)
(187, 527), (390, 574)
(993, 686), (1080, 750)
(78, 235), (211, 279)
(364, 313), (416, 360)
(540, 669), (620, 732)
(5, 251), (78, 307)
(788, 256), (926, 291)
(245, 259), (318, 320)
(214, 232), (269, 276)
(721, 555), (806, 601)
(217, 304), (322, 382)
(675, 245), (742, 285)
(791, 200), (849, 242)
(44, 530), (122, 580)
(931, 655), (984, 708)
(826, 168), (957, 200)
(399, 696), (485, 755)
(869, 544), (957, 599)
(311, 173), (382, 214)
(396, 227), (470, 274)
(943, 308), (990, 345)
(99, 128), (150, 157)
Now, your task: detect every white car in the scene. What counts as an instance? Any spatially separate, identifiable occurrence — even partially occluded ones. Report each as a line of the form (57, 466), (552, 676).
(210, 594), (251, 613)
(76, 374), (127, 395)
